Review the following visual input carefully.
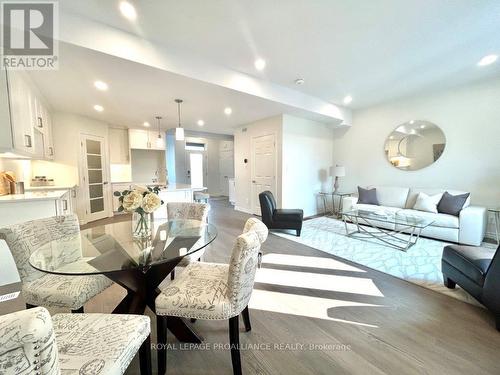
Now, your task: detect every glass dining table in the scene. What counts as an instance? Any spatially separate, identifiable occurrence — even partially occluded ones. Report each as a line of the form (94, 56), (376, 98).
(29, 218), (217, 343)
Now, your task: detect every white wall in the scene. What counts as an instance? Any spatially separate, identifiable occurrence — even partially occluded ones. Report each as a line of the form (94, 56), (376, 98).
(282, 114), (334, 217)
(333, 78), (500, 236)
(131, 149), (166, 184)
(234, 115), (283, 213)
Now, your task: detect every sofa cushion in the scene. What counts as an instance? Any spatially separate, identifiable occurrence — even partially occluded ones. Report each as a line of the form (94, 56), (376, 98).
(397, 209), (459, 228)
(406, 188), (471, 209)
(368, 186), (409, 208)
(413, 192), (443, 213)
(273, 209), (304, 222)
(357, 187), (379, 205)
(442, 245), (494, 286)
(437, 191), (470, 216)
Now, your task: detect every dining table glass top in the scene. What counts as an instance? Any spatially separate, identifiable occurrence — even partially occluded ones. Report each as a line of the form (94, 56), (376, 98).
(29, 219), (217, 275)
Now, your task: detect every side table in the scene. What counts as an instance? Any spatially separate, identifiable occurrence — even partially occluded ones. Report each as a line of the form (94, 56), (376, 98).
(488, 208), (500, 245)
(319, 191), (354, 218)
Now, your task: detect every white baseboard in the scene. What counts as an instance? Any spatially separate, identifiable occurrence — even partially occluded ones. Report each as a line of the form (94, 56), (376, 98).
(234, 206), (253, 214)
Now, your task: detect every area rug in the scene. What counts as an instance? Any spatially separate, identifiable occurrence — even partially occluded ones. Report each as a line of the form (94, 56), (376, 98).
(270, 216), (493, 306)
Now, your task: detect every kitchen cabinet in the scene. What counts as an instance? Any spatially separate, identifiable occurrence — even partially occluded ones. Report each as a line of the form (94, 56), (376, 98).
(129, 129), (165, 150)
(110, 128), (130, 163)
(0, 70), (54, 159)
(0, 189), (74, 227)
(6, 70), (35, 156)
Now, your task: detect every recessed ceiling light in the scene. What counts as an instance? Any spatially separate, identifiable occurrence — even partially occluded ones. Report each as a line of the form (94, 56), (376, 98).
(93, 105), (104, 112)
(294, 78), (305, 85)
(119, 1), (137, 20)
(143, 121), (150, 127)
(197, 120), (205, 126)
(94, 80), (108, 91)
(420, 124), (426, 129)
(409, 120), (415, 124)
(343, 95), (353, 105)
(254, 58), (266, 71)
(224, 107), (232, 115)
(477, 54), (498, 67)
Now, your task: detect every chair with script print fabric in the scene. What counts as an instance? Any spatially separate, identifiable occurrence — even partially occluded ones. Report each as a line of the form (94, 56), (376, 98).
(155, 218), (268, 375)
(0, 306), (152, 375)
(0, 215), (113, 312)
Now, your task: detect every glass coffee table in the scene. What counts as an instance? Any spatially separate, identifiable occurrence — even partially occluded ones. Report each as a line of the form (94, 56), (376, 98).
(342, 209), (435, 251)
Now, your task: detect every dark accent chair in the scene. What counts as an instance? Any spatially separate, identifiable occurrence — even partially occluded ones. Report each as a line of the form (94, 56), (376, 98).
(442, 244), (500, 330)
(259, 191), (303, 236)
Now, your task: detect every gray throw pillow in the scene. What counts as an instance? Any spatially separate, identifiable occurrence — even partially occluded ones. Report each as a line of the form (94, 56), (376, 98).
(357, 187), (379, 205)
(437, 191), (470, 216)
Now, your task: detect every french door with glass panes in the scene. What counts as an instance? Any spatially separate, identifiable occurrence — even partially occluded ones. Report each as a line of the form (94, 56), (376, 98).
(81, 134), (110, 222)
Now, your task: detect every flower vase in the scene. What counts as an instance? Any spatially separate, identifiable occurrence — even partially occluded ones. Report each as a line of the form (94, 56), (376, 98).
(132, 212), (152, 239)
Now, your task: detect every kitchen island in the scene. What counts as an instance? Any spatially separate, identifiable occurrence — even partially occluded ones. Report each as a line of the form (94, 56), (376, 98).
(111, 182), (206, 217)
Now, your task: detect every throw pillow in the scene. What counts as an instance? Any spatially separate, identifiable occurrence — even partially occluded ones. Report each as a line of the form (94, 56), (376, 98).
(357, 187), (379, 205)
(437, 191), (470, 216)
(413, 192), (443, 213)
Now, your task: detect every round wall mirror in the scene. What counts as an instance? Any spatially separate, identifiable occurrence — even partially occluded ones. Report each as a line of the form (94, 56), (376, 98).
(384, 120), (446, 171)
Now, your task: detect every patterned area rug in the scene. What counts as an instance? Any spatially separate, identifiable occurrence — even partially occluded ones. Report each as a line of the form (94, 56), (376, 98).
(271, 216), (490, 306)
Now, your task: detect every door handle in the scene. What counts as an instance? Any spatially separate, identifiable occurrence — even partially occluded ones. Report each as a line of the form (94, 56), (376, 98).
(252, 180), (256, 183)
(103, 182), (109, 185)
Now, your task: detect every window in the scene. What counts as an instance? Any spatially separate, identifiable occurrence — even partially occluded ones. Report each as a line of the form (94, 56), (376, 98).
(185, 142), (205, 151)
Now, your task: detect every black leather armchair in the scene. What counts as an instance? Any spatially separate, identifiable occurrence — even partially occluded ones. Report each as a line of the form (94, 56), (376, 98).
(442, 244), (500, 330)
(259, 191), (303, 236)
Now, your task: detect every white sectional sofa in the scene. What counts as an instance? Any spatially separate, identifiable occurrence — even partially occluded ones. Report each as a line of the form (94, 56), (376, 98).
(342, 186), (487, 246)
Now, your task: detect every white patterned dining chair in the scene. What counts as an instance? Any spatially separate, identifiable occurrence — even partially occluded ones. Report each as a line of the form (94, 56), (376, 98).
(155, 217), (268, 375)
(167, 202), (210, 279)
(0, 306), (152, 375)
(0, 214), (113, 313)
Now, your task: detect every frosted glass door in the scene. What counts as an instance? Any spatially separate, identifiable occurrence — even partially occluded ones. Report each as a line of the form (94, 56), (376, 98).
(82, 136), (109, 222)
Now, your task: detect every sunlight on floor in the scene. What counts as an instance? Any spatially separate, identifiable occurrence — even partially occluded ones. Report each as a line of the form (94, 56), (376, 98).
(255, 268), (384, 297)
(249, 289), (380, 328)
(262, 253), (366, 272)
(248, 253), (385, 327)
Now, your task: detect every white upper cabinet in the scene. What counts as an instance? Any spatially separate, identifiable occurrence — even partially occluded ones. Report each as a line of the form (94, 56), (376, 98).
(109, 127), (130, 163)
(7, 70), (36, 155)
(129, 129), (165, 150)
(0, 70), (54, 159)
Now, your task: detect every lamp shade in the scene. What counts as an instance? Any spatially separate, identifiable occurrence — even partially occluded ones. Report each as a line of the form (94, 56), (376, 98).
(175, 127), (185, 141)
(334, 165), (346, 177)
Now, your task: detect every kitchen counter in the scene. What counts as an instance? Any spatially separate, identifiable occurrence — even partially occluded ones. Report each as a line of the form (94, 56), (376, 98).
(25, 185), (77, 192)
(0, 190), (69, 203)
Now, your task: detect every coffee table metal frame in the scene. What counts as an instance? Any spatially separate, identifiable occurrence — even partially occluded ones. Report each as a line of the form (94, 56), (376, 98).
(342, 210), (434, 251)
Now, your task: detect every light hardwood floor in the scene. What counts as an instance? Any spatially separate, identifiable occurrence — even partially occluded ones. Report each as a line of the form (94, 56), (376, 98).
(3, 199), (499, 374)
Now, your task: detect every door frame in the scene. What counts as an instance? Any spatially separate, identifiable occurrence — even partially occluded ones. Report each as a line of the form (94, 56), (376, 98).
(79, 133), (112, 224)
(250, 132), (277, 215)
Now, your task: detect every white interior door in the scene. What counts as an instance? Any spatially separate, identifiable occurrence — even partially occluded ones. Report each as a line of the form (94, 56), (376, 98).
(251, 134), (276, 215)
(219, 149), (234, 196)
(81, 135), (110, 222)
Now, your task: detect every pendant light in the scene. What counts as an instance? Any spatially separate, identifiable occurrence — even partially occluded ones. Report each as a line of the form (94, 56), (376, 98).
(155, 116), (163, 147)
(175, 99), (185, 141)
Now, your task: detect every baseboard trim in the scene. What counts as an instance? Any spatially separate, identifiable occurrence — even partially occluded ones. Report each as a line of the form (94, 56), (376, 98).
(234, 206), (253, 214)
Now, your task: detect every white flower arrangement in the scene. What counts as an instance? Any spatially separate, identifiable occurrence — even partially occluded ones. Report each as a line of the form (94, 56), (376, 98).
(114, 186), (164, 214)
(114, 186), (164, 238)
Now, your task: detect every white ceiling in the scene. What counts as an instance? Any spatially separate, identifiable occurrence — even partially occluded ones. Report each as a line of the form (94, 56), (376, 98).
(30, 43), (331, 134)
(59, 0), (500, 108)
